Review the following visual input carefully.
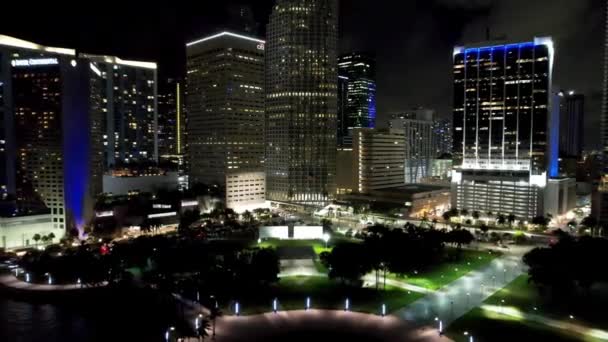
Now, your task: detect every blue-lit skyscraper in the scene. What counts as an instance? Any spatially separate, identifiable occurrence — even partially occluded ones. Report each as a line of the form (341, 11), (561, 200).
(451, 37), (558, 219)
(338, 52), (376, 147)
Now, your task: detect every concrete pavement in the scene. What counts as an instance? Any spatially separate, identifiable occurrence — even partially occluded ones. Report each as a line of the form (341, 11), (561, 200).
(0, 273), (106, 291)
(363, 274), (433, 294)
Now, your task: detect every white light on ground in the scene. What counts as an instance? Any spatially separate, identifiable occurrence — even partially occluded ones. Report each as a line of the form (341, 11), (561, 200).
(306, 297), (311, 310)
(382, 304), (386, 317)
(273, 298), (278, 313)
(235, 302), (240, 316)
(345, 298), (350, 311)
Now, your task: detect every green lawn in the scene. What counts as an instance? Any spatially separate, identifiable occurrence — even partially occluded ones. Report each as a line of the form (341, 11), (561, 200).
(388, 248), (501, 290)
(447, 275), (608, 342)
(227, 276), (423, 316)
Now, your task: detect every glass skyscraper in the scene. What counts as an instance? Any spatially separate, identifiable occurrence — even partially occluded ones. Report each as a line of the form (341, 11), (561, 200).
(337, 52), (376, 147)
(452, 37), (555, 219)
(265, 0), (339, 206)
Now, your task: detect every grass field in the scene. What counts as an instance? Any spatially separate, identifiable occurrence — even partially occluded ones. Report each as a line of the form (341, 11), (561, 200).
(388, 248), (501, 290)
(447, 275), (608, 342)
(226, 276), (424, 316)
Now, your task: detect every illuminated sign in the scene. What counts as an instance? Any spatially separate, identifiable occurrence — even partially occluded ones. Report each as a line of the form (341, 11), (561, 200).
(181, 200), (198, 207)
(148, 212), (177, 219)
(153, 204), (172, 209)
(11, 58), (59, 67)
(96, 211), (114, 218)
(257, 43), (265, 51)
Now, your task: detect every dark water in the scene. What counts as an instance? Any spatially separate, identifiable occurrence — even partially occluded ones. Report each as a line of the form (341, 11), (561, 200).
(0, 289), (172, 342)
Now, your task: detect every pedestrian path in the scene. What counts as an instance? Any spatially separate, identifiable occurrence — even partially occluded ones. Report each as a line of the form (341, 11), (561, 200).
(0, 273), (106, 291)
(394, 254), (524, 327)
(480, 304), (608, 340)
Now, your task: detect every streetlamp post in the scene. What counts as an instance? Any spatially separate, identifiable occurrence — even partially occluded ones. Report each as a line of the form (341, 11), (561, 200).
(466, 292), (470, 308)
(323, 234), (330, 248)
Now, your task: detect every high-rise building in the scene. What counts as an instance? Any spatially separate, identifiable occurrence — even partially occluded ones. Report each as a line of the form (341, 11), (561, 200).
(266, 0), (339, 206)
(225, 4), (261, 35)
(81, 54), (158, 169)
(602, 0), (608, 154)
(0, 35), (105, 235)
(390, 109), (434, 184)
(557, 90), (584, 158)
(432, 118), (452, 157)
(452, 37), (558, 219)
(353, 128), (406, 193)
(186, 31), (265, 208)
(337, 52), (376, 147)
(158, 78), (185, 164)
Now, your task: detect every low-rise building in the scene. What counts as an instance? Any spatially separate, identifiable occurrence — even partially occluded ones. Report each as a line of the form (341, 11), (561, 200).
(226, 171), (265, 212)
(0, 214), (63, 250)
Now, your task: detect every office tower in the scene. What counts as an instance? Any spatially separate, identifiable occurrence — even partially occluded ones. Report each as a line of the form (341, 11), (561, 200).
(81, 54), (158, 169)
(266, 0), (339, 206)
(158, 78), (185, 163)
(452, 37), (558, 219)
(186, 32), (265, 209)
(226, 4), (260, 35)
(557, 91), (584, 158)
(337, 52), (376, 147)
(0, 35), (105, 235)
(353, 128), (406, 193)
(433, 118), (452, 157)
(603, 0), (608, 154)
(390, 109), (434, 184)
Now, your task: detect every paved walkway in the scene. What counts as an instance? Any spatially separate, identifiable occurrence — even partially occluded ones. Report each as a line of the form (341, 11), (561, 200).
(395, 253), (525, 327)
(0, 273), (106, 291)
(206, 310), (453, 342)
(481, 304), (608, 340)
(278, 259), (325, 278)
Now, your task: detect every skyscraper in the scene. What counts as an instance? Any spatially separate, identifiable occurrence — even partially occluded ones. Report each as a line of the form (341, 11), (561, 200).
(558, 91), (584, 158)
(452, 37), (556, 219)
(337, 52), (376, 147)
(157, 78), (185, 163)
(266, 0), (339, 206)
(186, 32), (265, 208)
(81, 54), (158, 169)
(390, 109), (435, 184)
(353, 128), (406, 193)
(603, 0), (608, 154)
(432, 118), (452, 157)
(0, 35), (105, 233)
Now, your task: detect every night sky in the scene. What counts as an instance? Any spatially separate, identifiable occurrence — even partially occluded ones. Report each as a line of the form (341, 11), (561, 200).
(1, 0), (604, 148)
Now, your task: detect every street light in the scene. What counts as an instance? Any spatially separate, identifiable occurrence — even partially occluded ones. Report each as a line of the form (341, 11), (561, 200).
(165, 326), (175, 342)
(323, 233), (330, 248)
(466, 292), (471, 307)
(500, 299), (505, 314)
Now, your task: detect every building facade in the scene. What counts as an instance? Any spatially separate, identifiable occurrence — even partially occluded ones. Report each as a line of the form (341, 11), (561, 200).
(337, 52), (376, 147)
(81, 54), (158, 169)
(390, 109), (434, 184)
(186, 32), (265, 207)
(558, 91), (584, 158)
(433, 118), (452, 157)
(266, 0), (339, 206)
(0, 35), (106, 232)
(225, 171), (266, 210)
(157, 78), (186, 164)
(452, 38), (555, 219)
(353, 128), (406, 193)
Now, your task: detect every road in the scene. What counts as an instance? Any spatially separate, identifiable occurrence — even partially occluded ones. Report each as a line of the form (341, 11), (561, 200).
(394, 245), (531, 327)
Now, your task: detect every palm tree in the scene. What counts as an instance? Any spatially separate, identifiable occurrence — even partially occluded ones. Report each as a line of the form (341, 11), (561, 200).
(507, 214), (516, 228)
(197, 316), (211, 341)
(41, 235), (49, 245)
(47, 232), (56, 243)
(33, 234), (41, 247)
(496, 214), (506, 226)
(472, 211), (480, 221)
(209, 306), (223, 339)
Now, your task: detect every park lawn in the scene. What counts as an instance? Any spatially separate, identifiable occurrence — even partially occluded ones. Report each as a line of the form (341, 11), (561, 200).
(388, 248), (501, 290)
(231, 276), (423, 316)
(447, 275), (608, 342)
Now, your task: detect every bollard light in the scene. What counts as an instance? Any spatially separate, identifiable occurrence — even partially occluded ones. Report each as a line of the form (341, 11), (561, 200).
(382, 304), (386, 317)
(25, 273), (30, 283)
(345, 298), (350, 311)
(235, 302), (240, 316)
(273, 298), (278, 313)
(306, 297), (311, 310)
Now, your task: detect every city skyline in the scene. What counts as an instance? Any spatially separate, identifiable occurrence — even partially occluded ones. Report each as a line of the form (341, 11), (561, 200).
(1, 0), (603, 148)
